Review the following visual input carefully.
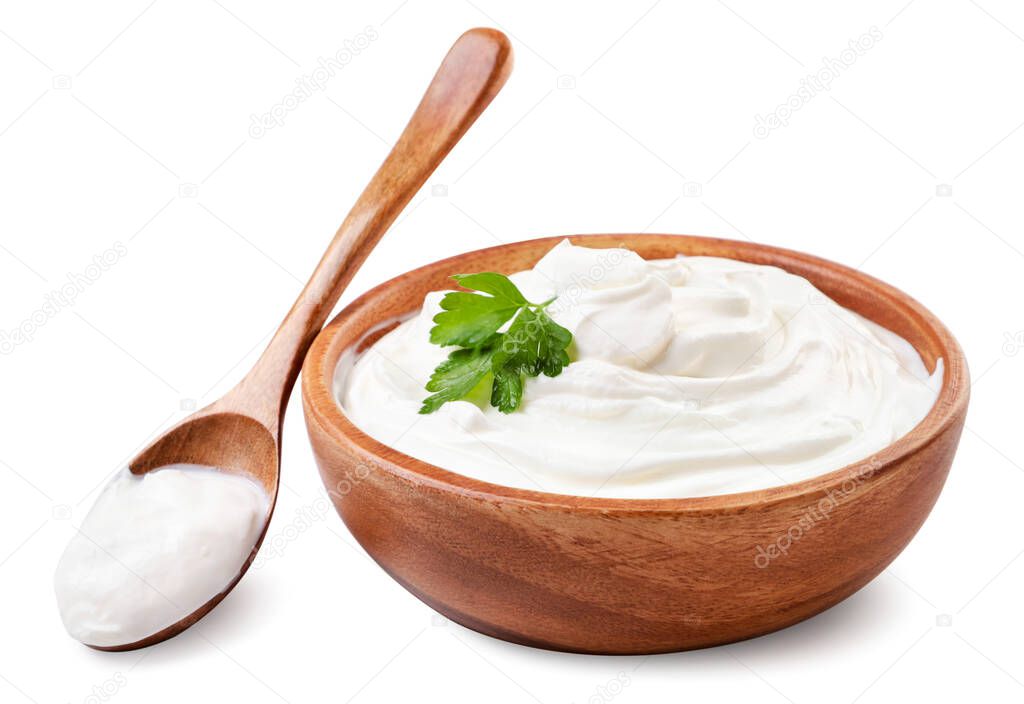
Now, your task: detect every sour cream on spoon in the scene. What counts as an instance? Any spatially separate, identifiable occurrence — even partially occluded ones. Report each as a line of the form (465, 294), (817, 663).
(54, 465), (269, 647)
(338, 241), (941, 498)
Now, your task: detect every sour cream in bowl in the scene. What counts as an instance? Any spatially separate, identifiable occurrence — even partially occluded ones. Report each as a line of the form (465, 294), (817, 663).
(338, 241), (942, 498)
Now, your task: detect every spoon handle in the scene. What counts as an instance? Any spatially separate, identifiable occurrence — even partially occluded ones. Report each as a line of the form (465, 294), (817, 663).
(220, 28), (512, 432)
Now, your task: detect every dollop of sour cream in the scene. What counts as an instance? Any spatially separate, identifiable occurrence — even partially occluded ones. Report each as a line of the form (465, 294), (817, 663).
(54, 464), (269, 647)
(338, 241), (942, 498)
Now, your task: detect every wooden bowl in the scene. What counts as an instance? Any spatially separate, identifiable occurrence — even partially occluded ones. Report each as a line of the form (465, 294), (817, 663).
(301, 234), (968, 654)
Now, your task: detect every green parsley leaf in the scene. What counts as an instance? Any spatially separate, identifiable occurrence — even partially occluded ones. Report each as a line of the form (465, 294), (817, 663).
(420, 272), (574, 414)
(451, 272), (528, 305)
(429, 273), (529, 347)
(429, 293), (519, 347)
(490, 365), (524, 413)
(419, 343), (496, 414)
(494, 307), (573, 378)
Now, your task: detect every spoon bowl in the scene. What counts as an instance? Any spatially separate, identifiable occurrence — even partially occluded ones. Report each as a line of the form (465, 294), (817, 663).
(85, 412), (279, 651)
(130, 413), (279, 485)
(89, 410), (281, 651)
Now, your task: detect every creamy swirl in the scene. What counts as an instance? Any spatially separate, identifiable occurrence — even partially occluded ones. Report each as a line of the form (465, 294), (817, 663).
(337, 241), (941, 498)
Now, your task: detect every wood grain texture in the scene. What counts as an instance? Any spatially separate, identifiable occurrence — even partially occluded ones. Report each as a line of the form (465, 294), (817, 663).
(95, 28), (513, 651)
(302, 233), (968, 654)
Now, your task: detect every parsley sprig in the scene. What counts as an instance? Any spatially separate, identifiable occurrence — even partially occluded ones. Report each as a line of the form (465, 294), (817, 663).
(419, 273), (573, 414)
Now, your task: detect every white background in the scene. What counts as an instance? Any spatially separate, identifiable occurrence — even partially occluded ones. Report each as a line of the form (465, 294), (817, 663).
(2, 1), (1023, 702)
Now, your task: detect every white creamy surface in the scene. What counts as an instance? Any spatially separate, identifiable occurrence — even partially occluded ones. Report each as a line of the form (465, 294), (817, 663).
(338, 241), (942, 498)
(54, 464), (270, 647)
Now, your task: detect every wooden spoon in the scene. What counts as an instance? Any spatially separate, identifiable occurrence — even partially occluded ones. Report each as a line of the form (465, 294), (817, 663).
(92, 27), (513, 651)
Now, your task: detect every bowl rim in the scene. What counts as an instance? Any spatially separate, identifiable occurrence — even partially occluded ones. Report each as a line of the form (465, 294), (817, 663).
(301, 233), (969, 514)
